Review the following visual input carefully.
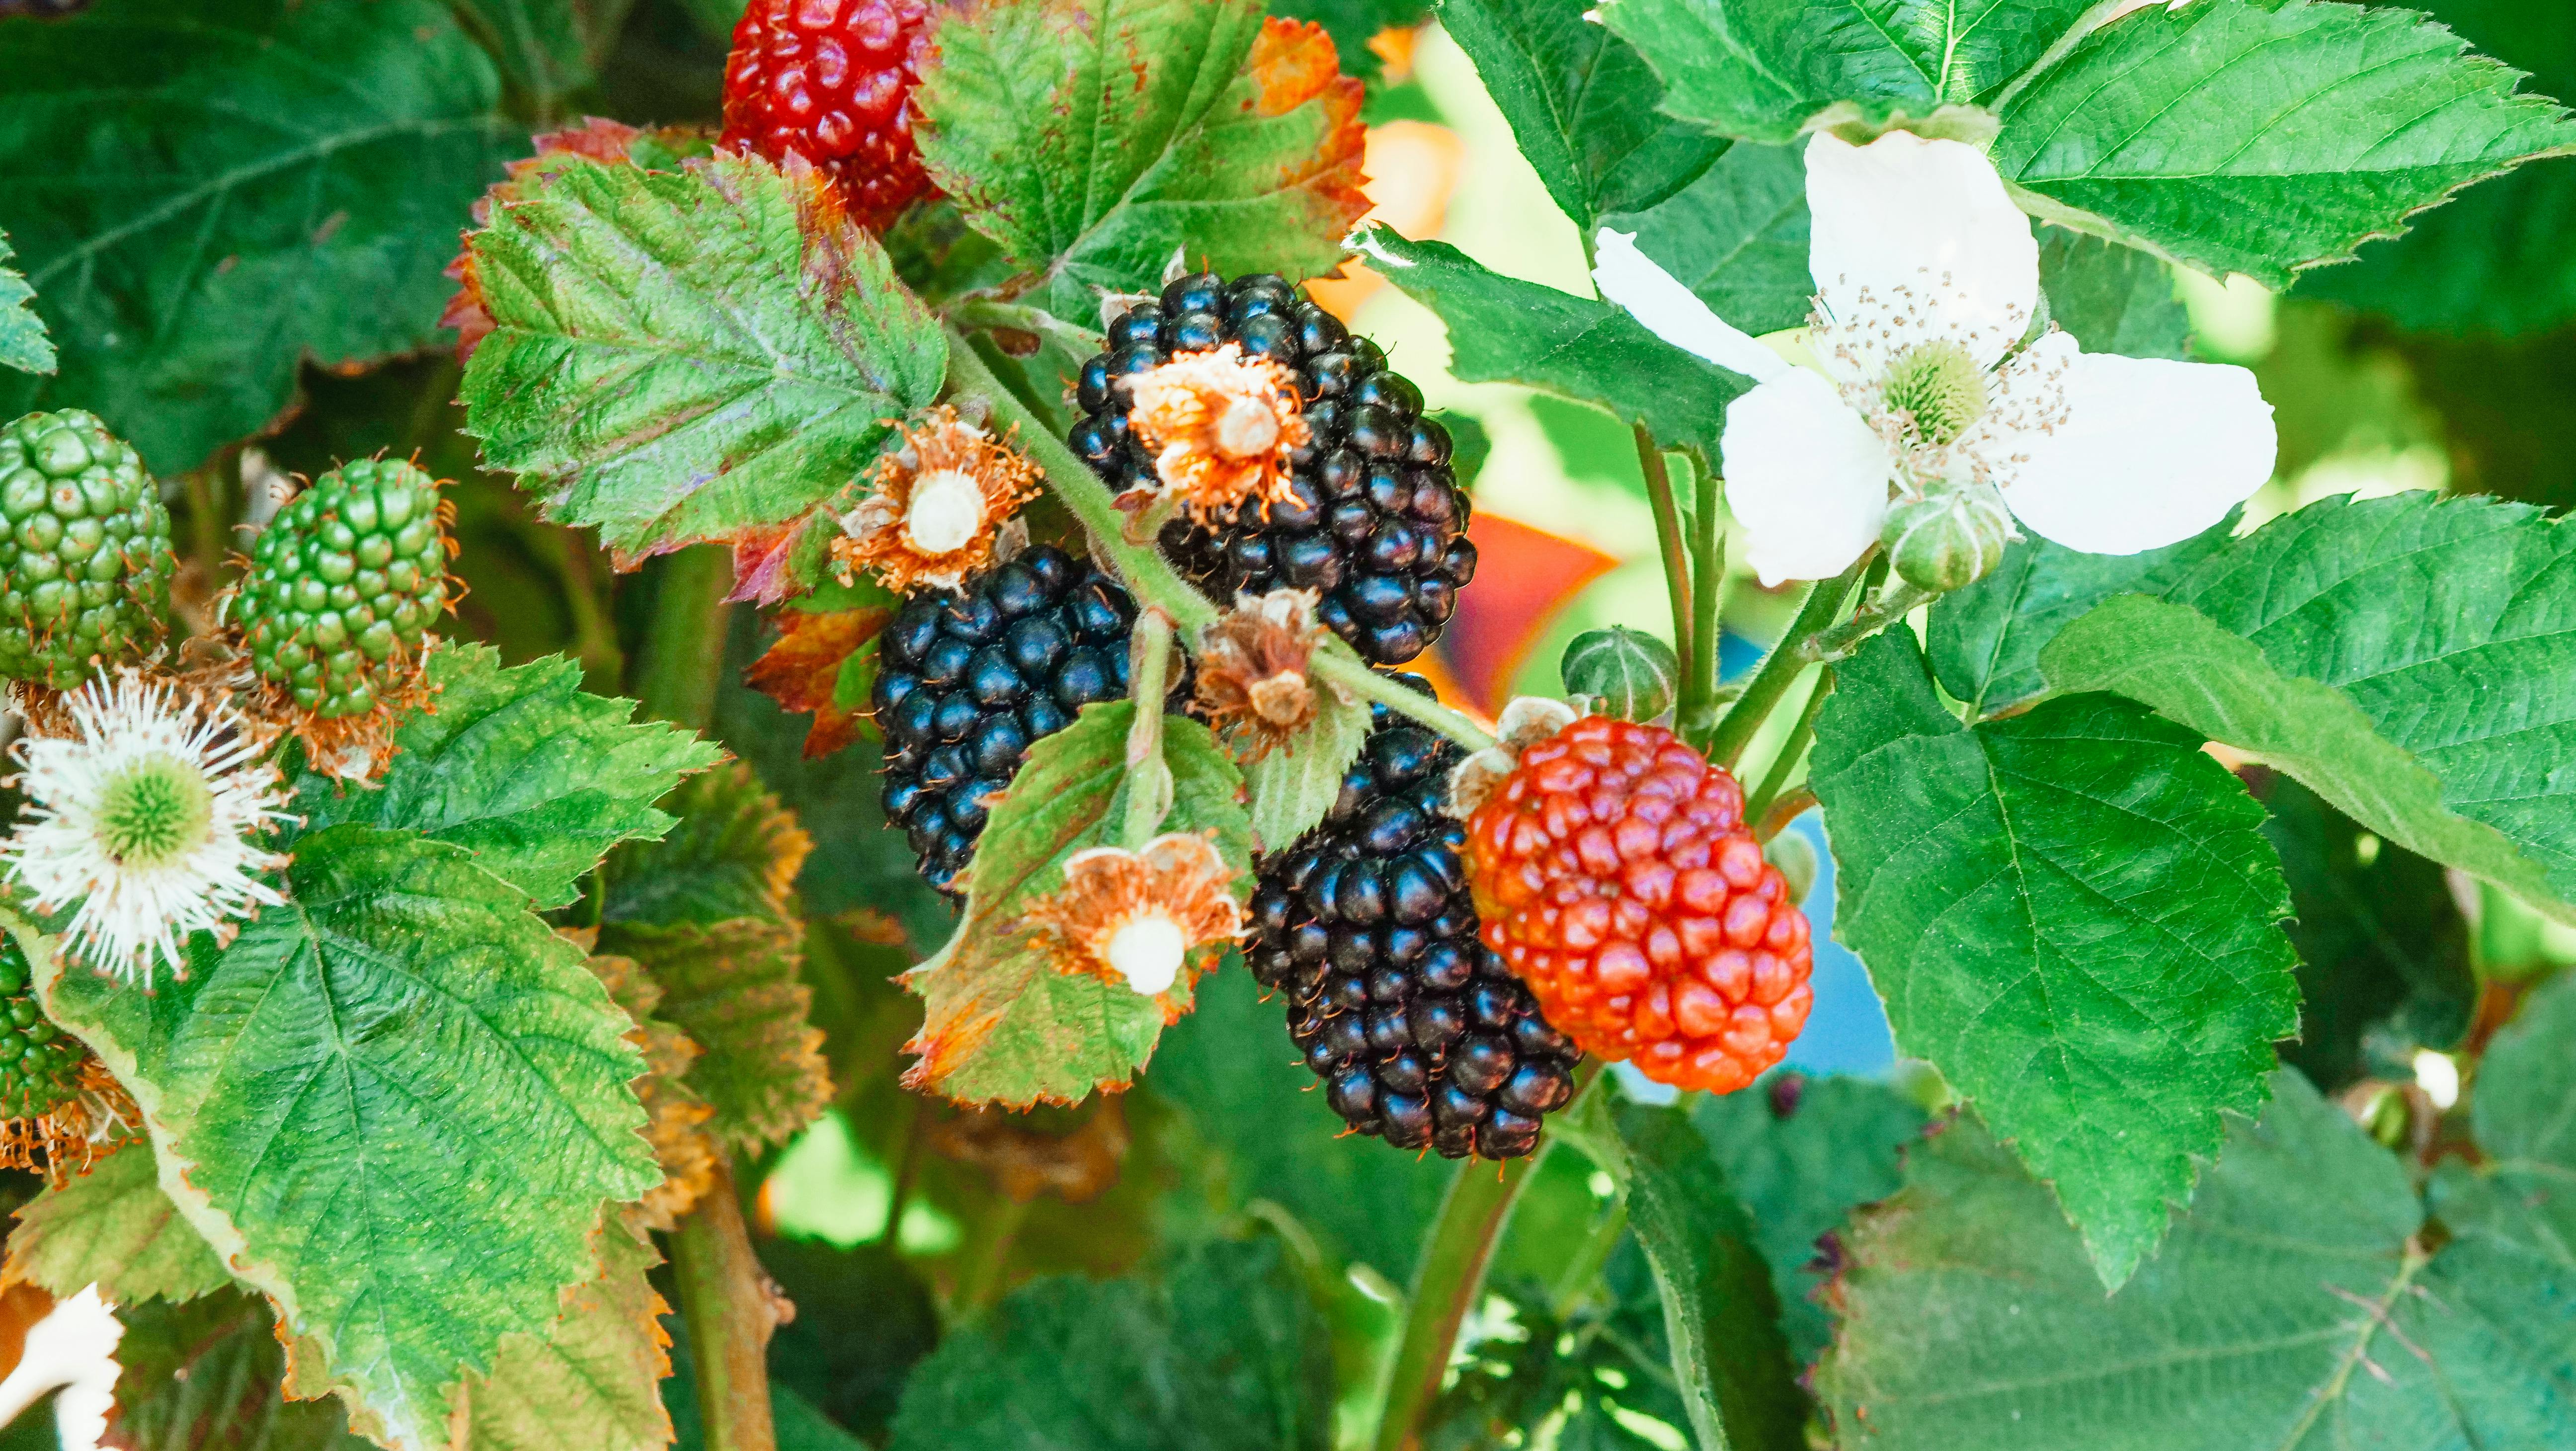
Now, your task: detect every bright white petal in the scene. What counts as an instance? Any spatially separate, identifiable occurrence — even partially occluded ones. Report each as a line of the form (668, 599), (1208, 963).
(1592, 229), (1792, 383)
(0, 1284), (123, 1451)
(1805, 132), (2039, 369)
(2004, 351), (2276, 555)
(1722, 371), (1895, 585)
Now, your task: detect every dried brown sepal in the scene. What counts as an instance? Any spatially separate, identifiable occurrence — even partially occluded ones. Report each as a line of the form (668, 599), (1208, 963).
(830, 405), (1043, 594)
(1197, 588), (1329, 760)
(1021, 832), (1243, 1015)
(924, 1098), (1130, 1206)
(1124, 345), (1310, 520)
(0, 1058), (141, 1185)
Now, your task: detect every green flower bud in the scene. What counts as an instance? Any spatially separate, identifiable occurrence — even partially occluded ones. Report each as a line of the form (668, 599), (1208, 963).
(1560, 626), (1680, 722)
(1882, 485), (2013, 594)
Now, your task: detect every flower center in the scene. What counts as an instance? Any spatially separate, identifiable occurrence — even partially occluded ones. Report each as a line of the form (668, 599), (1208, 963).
(93, 753), (215, 870)
(1880, 340), (1988, 446)
(903, 469), (987, 556)
(1104, 912), (1186, 996)
(1213, 393), (1283, 461)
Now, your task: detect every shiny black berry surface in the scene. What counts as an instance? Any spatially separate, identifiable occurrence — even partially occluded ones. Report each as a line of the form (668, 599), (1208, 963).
(1066, 271), (1475, 668)
(1245, 682), (1580, 1159)
(871, 544), (1146, 897)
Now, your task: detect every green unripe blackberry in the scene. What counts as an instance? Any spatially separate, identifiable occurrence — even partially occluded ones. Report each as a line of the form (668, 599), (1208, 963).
(239, 458), (450, 719)
(0, 936), (82, 1124)
(0, 409), (175, 688)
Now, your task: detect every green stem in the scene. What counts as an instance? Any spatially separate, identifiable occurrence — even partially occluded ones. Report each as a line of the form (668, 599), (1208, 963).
(1121, 609), (1176, 849)
(634, 544), (734, 731)
(954, 1196), (1033, 1314)
(1745, 668), (1831, 827)
(947, 296), (1108, 353)
(1701, 557), (1869, 770)
(1371, 1154), (1538, 1451)
(945, 323), (1501, 755)
(1635, 426), (1693, 686)
(1800, 579), (1936, 664)
(1677, 459), (1725, 745)
(1312, 650), (1495, 752)
(670, 1157), (779, 1451)
(1548, 1194), (1630, 1323)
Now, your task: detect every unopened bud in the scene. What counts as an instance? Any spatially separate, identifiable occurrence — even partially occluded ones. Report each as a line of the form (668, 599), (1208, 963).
(1560, 627), (1679, 722)
(1882, 486), (2013, 593)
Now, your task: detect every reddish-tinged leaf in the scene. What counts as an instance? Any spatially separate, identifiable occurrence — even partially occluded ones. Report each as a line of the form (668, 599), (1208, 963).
(746, 608), (891, 758)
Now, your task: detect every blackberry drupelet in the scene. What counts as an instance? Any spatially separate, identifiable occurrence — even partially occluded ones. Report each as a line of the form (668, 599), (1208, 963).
(872, 543), (1159, 896)
(1067, 272), (1476, 667)
(237, 458), (449, 720)
(720, 0), (939, 230)
(1245, 683), (1580, 1159)
(0, 937), (80, 1124)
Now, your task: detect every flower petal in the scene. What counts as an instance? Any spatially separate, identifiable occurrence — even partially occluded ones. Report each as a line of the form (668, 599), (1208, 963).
(1805, 132), (2039, 369)
(2003, 350), (2277, 555)
(1593, 229), (1793, 383)
(1723, 370), (1895, 586)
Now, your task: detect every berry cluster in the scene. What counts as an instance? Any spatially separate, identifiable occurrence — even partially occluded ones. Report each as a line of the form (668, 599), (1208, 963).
(1247, 686), (1579, 1159)
(720, 0), (938, 229)
(0, 937), (80, 1123)
(1468, 717), (1812, 1094)
(0, 409), (174, 689)
(1069, 272), (1475, 667)
(237, 458), (449, 720)
(873, 544), (1165, 895)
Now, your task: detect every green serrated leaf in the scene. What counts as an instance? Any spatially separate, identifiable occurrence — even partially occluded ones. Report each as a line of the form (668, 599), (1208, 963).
(1809, 630), (2299, 1288)
(0, 0), (512, 473)
(2263, 774), (2474, 1091)
(1440, 0), (1730, 232)
(1693, 1073), (1928, 1365)
(605, 761), (811, 928)
(916, 0), (1368, 322)
(456, 1217), (674, 1451)
(1552, 1093), (1807, 1451)
(1816, 1070), (2576, 1449)
(2037, 229), (2190, 360)
(1352, 225), (1751, 464)
(903, 702), (1252, 1106)
(462, 152), (948, 560)
(1602, 140), (1812, 337)
(2040, 493), (2576, 922)
(1600, 0), (2095, 143)
(1993, 0), (2576, 288)
(38, 825), (658, 1451)
(110, 1289), (373, 1451)
(1924, 508), (2237, 717)
(297, 645), (724, 909)
(884, 1238), (1334, 1451)
(1241, 654), (1372, 854)
(599, 918), (830, 1154)
(0, 226), (55, 377)
(2, 1139), (231, 1306)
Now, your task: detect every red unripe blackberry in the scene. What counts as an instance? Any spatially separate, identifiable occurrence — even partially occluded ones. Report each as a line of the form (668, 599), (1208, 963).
(871, 544), (1163, 897)
(1246, 682), (1579, 1159)
(1467, 717), (1813, 1094)
(1069, 272), (1476, 668)
(720, 0), (938, 230)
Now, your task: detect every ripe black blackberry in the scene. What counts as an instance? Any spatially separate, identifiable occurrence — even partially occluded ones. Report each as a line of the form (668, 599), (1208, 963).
(1067, 272), (1475, 667)
(1245, 684), (1580, 1159)
(872, 543), (1163, 896)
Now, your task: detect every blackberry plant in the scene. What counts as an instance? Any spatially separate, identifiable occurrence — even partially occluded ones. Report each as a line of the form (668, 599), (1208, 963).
(236, 457), (450, 723)
(1247, 684), (1578, 1159)
(1068, 271), (1476, 667)
(0, 408), (173, 688)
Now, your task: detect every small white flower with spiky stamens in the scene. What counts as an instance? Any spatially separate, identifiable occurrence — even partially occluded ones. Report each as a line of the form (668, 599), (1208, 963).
(1592, 130), (2277, 587)
(1, 673), (294, 983)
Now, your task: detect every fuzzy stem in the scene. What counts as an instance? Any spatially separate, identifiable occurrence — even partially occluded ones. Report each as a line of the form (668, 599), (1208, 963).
(670, 1157), (779, 1451)
(1311, 650), (1495, 752)
(1121, 608), (1177, 850)
(1745, 669), (1832, 828)
(1636, 426), (1693, 684)
(1800, 579), (1936, 664)
(944, 324), (1501, 755)
(1701, 556), (1868, 770)
(1756, 787), (1819, 843)
(946, 296), (1108, 353)
(1677, 459), (1726, 746)
(1373, 1062), (1605, 1451)
(634, 545), (734, 732)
